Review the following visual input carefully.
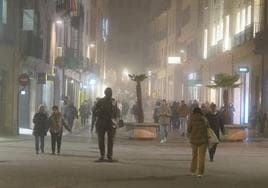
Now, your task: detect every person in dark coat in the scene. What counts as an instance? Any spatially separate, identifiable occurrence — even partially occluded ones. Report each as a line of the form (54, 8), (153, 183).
(93, 87), (117, 162)
(205, 103), (225, 162)
(64, 102), (78, 129)
(49, 105), (71, 155)
(33, 105), (49, 154)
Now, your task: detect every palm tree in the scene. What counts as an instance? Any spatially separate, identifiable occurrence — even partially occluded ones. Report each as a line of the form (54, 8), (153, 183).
(207, 73), (240, 124)
(128, 74), (147, 123)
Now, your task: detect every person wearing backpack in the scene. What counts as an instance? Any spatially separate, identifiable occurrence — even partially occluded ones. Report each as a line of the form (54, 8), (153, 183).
(93, 87), (117, 162)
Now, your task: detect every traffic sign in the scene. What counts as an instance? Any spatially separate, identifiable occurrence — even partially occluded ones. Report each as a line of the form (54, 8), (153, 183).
(18, 73), (30, 86)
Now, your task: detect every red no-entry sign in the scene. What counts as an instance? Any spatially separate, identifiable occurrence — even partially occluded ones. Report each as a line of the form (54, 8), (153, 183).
(18, 73), (30, 86)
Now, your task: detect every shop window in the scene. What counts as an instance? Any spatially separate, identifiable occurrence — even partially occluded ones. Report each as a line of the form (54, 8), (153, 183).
(0, 0), (7, 24)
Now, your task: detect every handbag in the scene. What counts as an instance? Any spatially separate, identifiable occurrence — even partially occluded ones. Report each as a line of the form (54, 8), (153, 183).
(207, 128), (219, 149)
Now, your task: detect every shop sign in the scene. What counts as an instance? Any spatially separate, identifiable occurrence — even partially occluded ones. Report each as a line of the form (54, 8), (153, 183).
(238, 66), (249, 73)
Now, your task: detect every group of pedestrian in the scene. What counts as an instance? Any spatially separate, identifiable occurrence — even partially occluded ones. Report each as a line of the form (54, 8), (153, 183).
(33, 105), (71, 155)
(33, 90), (228, 177)
(152, 98), (226, 177)
(33, 87), (119, 163)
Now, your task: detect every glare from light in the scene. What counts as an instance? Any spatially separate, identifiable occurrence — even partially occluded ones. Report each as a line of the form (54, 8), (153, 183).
(70, 80), (74, 84)
(148, 70), (152, 76)
(90, 43), (95, 48)
(89, 79), (96, 85)
(123, 68), (129, 76)
(56, 19), (63, 25)
(168, 57), (181, 64)
(21, 90), (26, 95)
(180, 49), (185, 53)
(196, 84), (203, 87)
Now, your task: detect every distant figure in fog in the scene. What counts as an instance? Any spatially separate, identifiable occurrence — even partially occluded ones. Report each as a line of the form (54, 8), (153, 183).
(205, 103), (224, 162)
(49, 106), (71, 155)
(158, 99), (171, 143)
(153, 101), (161, 123)
(91, 98), (100, 133)
(64, 102), (78, 129)
(177, 100), (189, 137)
(79, 101), (90, 127)
(131, 101), (139, 122)
(33, 105), (49, 154)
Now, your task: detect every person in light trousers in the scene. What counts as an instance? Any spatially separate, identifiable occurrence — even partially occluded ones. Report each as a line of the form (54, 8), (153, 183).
(158, 99), (171, 143)
(187, 107), (209, 178)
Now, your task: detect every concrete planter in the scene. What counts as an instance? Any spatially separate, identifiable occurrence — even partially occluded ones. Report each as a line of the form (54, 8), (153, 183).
(223, 124), (248, 141)
(125, 122), (159, 139)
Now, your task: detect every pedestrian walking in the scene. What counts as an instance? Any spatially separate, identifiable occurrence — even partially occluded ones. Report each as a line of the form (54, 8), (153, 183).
(93, 87), (117, 162)
(177, 100), (189, 137)
(153, 100), (161, 123)
(49, 105), (71, 155)
(131, 101), (139, 122)
(32, 105), (49, 154)
(158, 99), (171, 143)
(170, 101), (179, 130)
(187, 107), (209, 178)
(91, 98), (100, 133)
(79, 101), (89, 127)
(64, 102), (78, 129)
(205, 103), (225, 162)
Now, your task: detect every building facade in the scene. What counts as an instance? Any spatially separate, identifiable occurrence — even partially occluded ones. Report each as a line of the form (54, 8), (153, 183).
(147, 0), (266, 125)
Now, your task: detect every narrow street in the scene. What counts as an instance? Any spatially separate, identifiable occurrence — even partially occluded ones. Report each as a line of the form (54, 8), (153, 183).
(0, 128), (268, 188)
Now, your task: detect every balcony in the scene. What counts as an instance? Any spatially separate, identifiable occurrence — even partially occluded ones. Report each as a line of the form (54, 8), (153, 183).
(56, 0), (70, 16)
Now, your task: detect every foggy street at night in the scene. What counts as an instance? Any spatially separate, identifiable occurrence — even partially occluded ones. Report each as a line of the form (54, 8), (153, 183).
(1, 129), (268, 188)
(2, 0), (268, 187)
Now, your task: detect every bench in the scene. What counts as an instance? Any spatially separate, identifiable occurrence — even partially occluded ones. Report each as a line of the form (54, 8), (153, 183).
(125, 122), (159, 139)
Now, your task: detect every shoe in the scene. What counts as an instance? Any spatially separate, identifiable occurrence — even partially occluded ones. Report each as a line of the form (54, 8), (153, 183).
(160, 140), (165, 144)
(197, 174), (203, 178)
(41, 150), (44, 154)
(107, 158), (114, 162)
(36, 151), (39, 154)
(210, 158), (213, 162)
(190, 172), (196, 176)
(163, 137), (167, 142)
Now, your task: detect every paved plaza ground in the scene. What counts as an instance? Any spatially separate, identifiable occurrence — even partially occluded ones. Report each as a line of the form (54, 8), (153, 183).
(0, 128), (268, 188)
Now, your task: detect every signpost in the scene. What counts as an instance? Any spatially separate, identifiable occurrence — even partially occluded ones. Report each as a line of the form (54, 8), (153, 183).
(18, 73), (30, 86)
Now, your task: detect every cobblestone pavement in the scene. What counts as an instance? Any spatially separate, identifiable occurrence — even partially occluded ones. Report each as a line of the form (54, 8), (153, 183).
(0, 128), (268, 188)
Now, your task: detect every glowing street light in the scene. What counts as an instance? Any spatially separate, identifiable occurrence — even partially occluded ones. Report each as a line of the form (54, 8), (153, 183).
(56, 19), (63, 25)
(90, 43), (95, 48)
(168, 56), (181, 64)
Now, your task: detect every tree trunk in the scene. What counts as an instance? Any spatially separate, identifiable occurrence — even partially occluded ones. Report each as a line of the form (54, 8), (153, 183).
(222, 89), (233, 124)
(136, 81), (144, 123)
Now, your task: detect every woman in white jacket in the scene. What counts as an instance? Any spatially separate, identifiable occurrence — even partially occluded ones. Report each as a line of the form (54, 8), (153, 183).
(158, 99), (171, 143)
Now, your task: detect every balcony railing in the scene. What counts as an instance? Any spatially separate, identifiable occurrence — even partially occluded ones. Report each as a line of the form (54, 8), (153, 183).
(56, 0), (70, 16)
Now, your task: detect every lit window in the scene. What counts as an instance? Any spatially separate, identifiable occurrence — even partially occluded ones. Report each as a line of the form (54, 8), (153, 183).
(247, 5), (252, 25)
(203, 29), (208, 59)
(253, 0), (261, 37)
(211, 25), (216, 46)
(216, 19), (223, 42)
(0, 0), (7, 24)
(241, 8), (246, 31)
(223, 15), (231, 51)
(236, 12), (241, 34)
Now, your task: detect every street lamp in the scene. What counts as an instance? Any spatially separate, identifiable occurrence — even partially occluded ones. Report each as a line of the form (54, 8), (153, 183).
(56, 19), (63, 25)
(168, 56), (181, 64)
